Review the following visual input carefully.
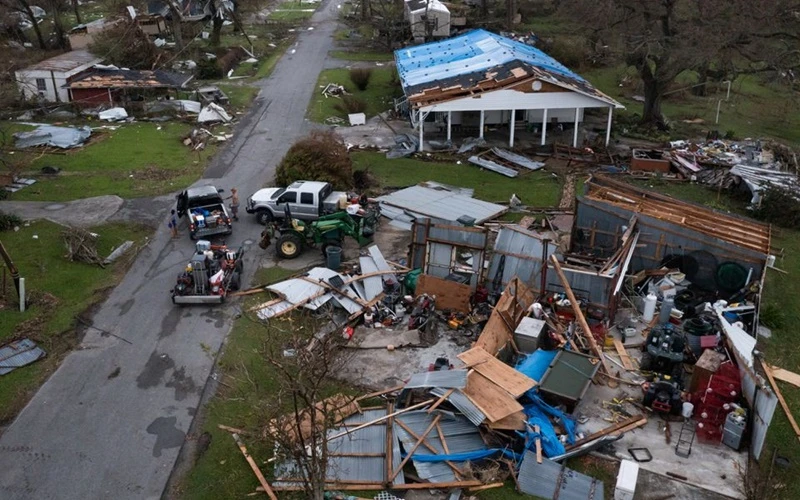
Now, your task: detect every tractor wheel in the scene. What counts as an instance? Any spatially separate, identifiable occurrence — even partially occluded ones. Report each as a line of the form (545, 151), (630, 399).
(640, 351), (653, 371)
(277, 233), (303, 259)
(229, 271), (241, 291)
(256, 209), (272, 226)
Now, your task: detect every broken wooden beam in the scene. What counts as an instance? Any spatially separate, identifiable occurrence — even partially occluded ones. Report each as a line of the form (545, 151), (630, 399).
(231, 433), (278, 500)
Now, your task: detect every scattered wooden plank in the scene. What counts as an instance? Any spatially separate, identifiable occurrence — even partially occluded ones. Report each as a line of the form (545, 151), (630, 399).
(613, 338), (635, 371)
(461, 370), (524, 423)
(487, 411), (527, 431)
(768, 364), (800, 388)
(763, 363), (800, 442)
(534, 425), (542, 463)
(326, 399), (434, 443)
(231, 433), (278, 500)
(394, 419), (464, 477)
(268, 394), (360, 443)
(390, 415), (441, 481)
(457, 346), (536, 397)
(436, 421), (462, 480)
(427, 388), (455, 414)
(549, 254), (616, 386)
(565, 415), (647, 451)
(355, 385), (404, 402)
(468, 482), (505, 493)
(218, 424), (247, 434)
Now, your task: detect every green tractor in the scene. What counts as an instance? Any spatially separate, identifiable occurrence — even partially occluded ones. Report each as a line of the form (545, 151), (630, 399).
(274, 204), (379, 259)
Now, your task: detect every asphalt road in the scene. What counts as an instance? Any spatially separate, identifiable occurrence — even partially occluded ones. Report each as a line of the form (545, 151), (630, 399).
(0, 2), (340, 498)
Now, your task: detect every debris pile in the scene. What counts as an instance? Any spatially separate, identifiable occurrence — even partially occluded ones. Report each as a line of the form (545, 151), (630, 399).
(14, 124), (92, 149)
(62, 228), (104, 267)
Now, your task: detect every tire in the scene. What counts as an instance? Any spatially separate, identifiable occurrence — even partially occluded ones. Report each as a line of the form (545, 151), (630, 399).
(640, 351), (653, 371)
(256, 209), (272, 226)
(229, 271), (241, 291)
(276, 233), (303, 259)
(235, 259), (243, 273)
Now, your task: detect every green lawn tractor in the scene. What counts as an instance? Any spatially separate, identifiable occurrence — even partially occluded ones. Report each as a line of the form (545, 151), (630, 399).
(274, 205), (379, 259)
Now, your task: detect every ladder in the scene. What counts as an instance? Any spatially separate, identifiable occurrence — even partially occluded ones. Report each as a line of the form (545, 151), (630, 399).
(675, 419), (696, 458)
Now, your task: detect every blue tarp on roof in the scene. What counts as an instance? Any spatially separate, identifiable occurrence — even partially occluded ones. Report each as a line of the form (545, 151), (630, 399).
(394, 29), (584, 89)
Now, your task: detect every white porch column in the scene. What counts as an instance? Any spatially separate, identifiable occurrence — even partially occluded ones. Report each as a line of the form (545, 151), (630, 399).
(605, 107), (613, 146)
(509, 109), (516, 148)
(447, 111), (452, 141)
(572, 108), (580, 147)
(541, 108), (548, 146)
(418, 110), (424, 152)
(479, 110), (485, 138)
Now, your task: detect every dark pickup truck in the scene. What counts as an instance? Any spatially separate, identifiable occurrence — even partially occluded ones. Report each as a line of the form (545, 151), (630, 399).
(176, 186), (233, 240)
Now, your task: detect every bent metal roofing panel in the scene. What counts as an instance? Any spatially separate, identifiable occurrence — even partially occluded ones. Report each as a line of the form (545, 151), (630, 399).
(394, 29), (620, 107)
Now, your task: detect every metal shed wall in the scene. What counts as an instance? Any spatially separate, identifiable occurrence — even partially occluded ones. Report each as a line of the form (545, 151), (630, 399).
(410, 219), (488, 288)
(545, 266), (614, 310)
(573, 197), (767, 277)
(487, 225), (556, 294)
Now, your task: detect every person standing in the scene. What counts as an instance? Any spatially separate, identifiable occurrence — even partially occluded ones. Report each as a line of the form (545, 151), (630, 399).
(168, 209), (178, 238)
(226, 188), (240, 221)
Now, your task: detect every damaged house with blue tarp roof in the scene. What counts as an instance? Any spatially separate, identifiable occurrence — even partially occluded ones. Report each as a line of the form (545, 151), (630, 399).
(394, 29), (624, 151)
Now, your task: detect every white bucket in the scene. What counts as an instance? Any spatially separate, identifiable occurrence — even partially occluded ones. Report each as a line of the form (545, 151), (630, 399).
(682, 402), (694, 419)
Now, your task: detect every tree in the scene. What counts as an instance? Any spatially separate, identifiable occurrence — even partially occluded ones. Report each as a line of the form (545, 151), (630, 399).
(257, 312), (357, 500)
(166, 0), (184, 50)
(88, 19), (160, 69)
(43, 0), (69, 50)
(565, 0), (800, 130)
(0, 0), (47, 49)
(70, 0), (81, 25)
(275, 131), (354, 190)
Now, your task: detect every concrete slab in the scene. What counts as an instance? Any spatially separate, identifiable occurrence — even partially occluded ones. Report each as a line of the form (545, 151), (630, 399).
(0, 195), (125, 227)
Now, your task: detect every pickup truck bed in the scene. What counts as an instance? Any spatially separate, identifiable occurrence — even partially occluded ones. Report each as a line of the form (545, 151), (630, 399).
(189, 203), (232, 240)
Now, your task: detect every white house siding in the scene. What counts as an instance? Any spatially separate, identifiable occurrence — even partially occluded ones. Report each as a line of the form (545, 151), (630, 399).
(418, 89), (611, 114)
(16, 60), (101, 102)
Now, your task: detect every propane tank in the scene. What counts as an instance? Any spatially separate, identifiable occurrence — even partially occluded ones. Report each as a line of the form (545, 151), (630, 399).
(643, 293), (657, 322)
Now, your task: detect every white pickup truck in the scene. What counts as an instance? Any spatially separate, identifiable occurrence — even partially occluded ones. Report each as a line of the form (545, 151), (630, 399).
(245, 180), (347, 225)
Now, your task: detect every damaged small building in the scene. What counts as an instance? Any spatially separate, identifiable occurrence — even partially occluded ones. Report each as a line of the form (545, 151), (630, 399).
(65, 68), (193, 107)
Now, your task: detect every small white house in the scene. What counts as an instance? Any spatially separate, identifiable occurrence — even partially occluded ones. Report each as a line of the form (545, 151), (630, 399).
(405, 0), (450, 42)
(15, 50), (103, 103)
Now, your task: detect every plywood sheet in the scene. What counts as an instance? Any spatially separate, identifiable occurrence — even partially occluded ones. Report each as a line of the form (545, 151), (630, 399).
(769, 365), (800, 388)
(487, 411), (527, 431)
(461, 371), (523, 423)
(458, 346), (536, 397)
(475, 277), (535, 354)
(416, 274), (472, 313)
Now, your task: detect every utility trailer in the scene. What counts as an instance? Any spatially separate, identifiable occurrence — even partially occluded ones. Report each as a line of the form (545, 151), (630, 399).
(172, 241), (244, 305)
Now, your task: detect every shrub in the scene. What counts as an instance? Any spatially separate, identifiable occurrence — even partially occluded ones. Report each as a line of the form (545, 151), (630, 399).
(349, 68), (372, 91)
(334, 95), (367, 114)
(275, 131), (353, 190)
(0, 211), (22, 231)
(88, 20), (159, 69)
(751, 183), (800, 228)
(196, 57), (223, 80)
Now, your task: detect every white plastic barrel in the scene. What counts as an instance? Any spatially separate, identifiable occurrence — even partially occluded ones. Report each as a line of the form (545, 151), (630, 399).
(643, 293), (657, 322)
(682, 402), (694, 418)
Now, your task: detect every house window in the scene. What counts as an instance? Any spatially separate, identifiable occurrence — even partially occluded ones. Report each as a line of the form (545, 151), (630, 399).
(300, 193), (314, 205)
(36, 78), (47, 92)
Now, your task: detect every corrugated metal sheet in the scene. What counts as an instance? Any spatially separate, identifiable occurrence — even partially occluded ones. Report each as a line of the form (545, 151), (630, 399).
(0, 339), (46, 375)
(405, 370), (468, 389)
(429, 387), (485, 425)
(518, 451), (604, 500)
(273, 409), (390, 486)
(377, 186), (507, 225)
(545, 265), (612, 309)
(359, 255), (382, 301)
(427, 242), (454, 279)
(368, 245), (396, 285)
(488, 225), (554, 293)
(394, 410), (487, 483)
(468, 156), (519, 177)
(23, 49), (101, 72)
(263, 267), (362, 315)
(492, 148), (545, 170)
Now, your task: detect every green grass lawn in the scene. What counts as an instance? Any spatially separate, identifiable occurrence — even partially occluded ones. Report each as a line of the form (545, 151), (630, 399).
(0, 220), (151, 424)
(352, 151), (562, 206)
(581, 65), (800, 146)
(9, 122), (217, 202)
(179, 266), (320, 499)
(307, 67), (403, 123)
(329, 50), (394, 61)
(268, 9), (315, 21)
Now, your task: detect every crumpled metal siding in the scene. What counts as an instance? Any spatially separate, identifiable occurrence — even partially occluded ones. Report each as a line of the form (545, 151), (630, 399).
(405, 369), (468, 389)
(394, 411), (487, 483)
(273, 409), (391, 487)
(429, 387), (485, 425)
(0, 339), (46, 375)
(518, 451), (604, 500)
(14, 125), (91, 149)
(377, 186), (506, 225)
(488, 225), (553, 293)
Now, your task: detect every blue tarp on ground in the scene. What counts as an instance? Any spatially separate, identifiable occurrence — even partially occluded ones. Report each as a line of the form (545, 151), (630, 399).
(516, 349), (558, 383)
